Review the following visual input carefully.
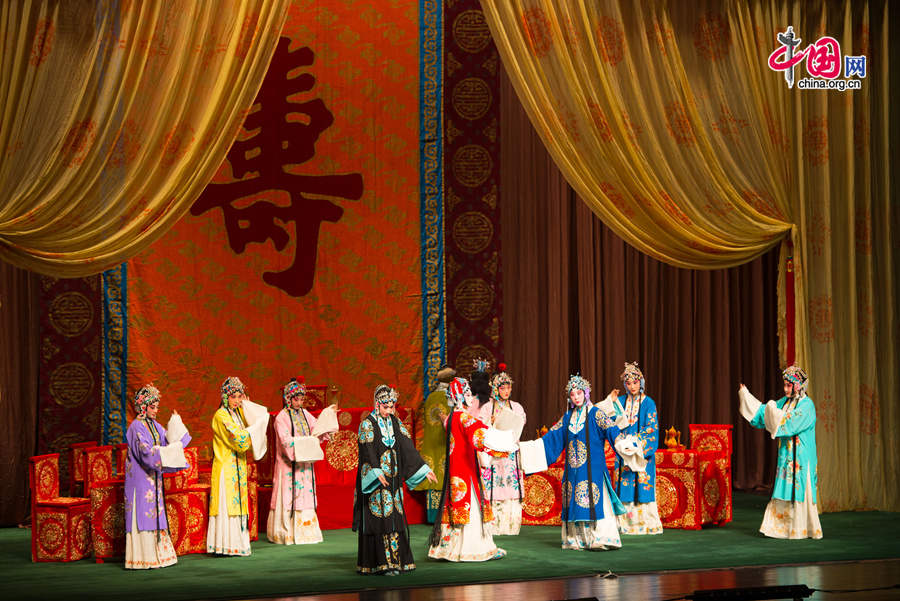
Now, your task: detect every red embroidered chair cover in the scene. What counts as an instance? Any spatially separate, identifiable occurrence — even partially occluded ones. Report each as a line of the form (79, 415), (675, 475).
(689, 424), (734, 526)
(83, 445), (116, 500)
(29, 454), (91, 562)
(67, 441), (97, 498)
(113, 443), (128, 476)
(92, 444), (212, 560)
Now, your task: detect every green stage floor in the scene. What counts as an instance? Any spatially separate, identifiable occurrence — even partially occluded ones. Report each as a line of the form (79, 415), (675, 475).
(4, 493), (898, 601)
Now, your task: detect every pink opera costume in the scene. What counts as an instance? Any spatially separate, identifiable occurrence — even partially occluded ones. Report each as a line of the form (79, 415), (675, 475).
(519, 374), (646, 550)
(597, 362), (662, 535)
(207, 376), (269, 556)
(124, 384), (192, 569)
(739, 366), (823, 539)
(477, 362), (527, 535)
(268, 377), (338, 544)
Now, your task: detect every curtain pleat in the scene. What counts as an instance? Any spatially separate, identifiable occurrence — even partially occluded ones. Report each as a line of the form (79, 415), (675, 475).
(0, 0), (292, 276)
(485, 0), (896, 511)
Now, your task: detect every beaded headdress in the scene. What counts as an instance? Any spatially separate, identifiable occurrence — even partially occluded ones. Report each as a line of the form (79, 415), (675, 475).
(282, 377), (306, 408)
(472, 357), (490, 373)
(221, 376), (246, 408)
(620, 361), (645, 394)
(133, 384), (160, 419)
(782, 365), (809, 398)
(374, 384), (399, 408)
(446, 377), (472, 410)
(565, 374), (592, 407)
(490, 363), (513, 401)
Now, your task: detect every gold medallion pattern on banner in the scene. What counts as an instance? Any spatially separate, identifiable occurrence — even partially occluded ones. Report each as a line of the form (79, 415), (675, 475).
(452, 144), (492, 187)
(49, 362), (94, 408)
(452, 211), (494, 254)
(326, 430), (358, 471)
(48, 292), (94, 338)
(452, 78), (492, 121)
(453, 10), (491, 53)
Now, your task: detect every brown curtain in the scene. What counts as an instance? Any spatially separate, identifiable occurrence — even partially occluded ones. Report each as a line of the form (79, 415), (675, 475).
(500, 66), (781, 492)
(0, 261), (41, 525)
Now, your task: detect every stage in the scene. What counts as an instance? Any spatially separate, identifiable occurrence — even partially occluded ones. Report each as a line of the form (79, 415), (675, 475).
(5, 493), (898, 601)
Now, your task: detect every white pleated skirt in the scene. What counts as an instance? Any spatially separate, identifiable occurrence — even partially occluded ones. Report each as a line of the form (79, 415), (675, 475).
(206, 472), (251, 555)
(266, 478), (323, 545)
(125, 491), (177, 569)
(759, 473), (823, 539)
(428, 489), (506, 562)
(561, 482), (622, 550)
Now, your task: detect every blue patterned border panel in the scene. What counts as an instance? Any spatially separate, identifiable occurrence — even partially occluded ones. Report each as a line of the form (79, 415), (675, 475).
(420, 0), (445, 399)
(102, 264), (127, 444)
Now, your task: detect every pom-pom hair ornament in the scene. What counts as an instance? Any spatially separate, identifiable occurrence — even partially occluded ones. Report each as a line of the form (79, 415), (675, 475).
(490, 363), (514, 400)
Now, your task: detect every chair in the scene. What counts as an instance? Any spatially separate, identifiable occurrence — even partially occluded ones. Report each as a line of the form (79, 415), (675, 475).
(83, 445), (117, 499)
(28, 454), (91, 562)
(113, 443), (128, 476)
(67, 441), (97, 497)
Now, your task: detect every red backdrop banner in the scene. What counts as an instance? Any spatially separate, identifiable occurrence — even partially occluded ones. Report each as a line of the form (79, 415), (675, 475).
(126, 2), (423, 460)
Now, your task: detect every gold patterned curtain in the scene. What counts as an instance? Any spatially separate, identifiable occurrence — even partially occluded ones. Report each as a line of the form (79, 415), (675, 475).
(0, 0), (291, 276)
(481, 0), (896, 512)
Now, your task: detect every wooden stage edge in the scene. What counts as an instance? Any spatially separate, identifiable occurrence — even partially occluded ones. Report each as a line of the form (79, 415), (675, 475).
(246, 559), (900, 601)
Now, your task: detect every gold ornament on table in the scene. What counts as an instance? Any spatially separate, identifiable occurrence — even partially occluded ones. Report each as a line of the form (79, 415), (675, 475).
(327, 384), (341, 408)
(664, 426), (684, 450)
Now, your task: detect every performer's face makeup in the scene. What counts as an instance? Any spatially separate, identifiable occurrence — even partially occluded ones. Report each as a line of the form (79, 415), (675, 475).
(290, 394), (304, 410)
(569, 388), (585, 407)
(783, 380), (795, 397)
(498, 384), (512, 400)
(377, 401), (394, 417)
(463, 390), (480, 416)
(146, 401), (159, 419)
(228, 392), (243, 409)
(625, 378), (641, 396)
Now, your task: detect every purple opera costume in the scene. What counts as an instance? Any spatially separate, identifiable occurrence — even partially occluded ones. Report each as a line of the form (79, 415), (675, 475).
(124, 384), (192, 569)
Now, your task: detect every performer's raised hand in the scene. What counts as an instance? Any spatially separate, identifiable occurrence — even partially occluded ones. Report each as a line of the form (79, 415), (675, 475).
(377, 473), (389, 487)
(608, 388), (619, 399)
(425, 471), (438, 484)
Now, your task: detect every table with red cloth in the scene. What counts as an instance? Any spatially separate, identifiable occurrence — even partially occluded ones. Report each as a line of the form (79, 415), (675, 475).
(521, 424), (733, 529)
(254, 406), (427, 532)
(656, 424), (733, 530)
